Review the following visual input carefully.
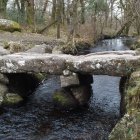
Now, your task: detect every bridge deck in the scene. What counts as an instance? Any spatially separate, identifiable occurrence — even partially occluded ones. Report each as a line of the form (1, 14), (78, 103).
(0, 50), (139, 76)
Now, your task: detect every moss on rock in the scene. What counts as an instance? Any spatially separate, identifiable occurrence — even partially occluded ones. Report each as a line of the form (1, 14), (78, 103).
(125, 71), (140, 113)
(53, 89), (78, 109)
(109, 112), (140, 140)
(0, 19), (21, 32)
(34, 73), (47, 82)
(109, 70), (140, 140)
(3, 93), (23, 105)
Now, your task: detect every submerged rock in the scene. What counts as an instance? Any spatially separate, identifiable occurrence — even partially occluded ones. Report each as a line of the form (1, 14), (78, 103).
(0, 19), (21, 32)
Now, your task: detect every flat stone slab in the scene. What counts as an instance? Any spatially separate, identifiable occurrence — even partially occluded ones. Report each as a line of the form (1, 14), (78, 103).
(0, 50), (139, 76)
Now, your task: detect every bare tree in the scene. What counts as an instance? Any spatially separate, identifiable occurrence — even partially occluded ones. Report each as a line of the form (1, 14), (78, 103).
(26, 0), (35, 26)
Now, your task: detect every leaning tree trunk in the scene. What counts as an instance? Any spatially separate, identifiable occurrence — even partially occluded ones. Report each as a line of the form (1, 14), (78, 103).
(116, 16), (136, 36)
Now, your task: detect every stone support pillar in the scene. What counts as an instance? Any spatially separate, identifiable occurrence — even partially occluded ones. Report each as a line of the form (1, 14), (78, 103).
(53, 70), (93, 109)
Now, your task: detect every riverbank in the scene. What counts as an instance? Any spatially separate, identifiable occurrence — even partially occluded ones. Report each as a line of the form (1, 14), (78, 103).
(109, 70), (140, 140)
(0, 31), (93, 55)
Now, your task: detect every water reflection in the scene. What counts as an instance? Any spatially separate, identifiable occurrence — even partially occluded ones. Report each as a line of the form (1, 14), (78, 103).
(90, 37), (135, 52)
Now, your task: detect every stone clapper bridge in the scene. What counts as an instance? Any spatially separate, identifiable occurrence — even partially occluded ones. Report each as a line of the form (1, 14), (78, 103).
(0, 50), (139, 109)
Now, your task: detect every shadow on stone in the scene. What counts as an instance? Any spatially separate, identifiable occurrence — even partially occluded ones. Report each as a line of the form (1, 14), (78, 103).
(6, 73), (40, 98)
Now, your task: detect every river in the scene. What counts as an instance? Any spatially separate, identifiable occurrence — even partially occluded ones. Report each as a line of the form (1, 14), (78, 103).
(0, 37), (135, 140)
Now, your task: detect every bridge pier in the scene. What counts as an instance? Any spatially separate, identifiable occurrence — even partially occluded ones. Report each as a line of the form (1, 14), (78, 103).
(0, 73), (40, 106)
(53, 71), (93, 109)
(119, 76), (129, 116)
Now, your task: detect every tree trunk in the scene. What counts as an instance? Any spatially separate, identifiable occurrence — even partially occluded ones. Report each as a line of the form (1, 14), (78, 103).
(0, 0), (8, 18)
(110, 0), (114, 28)
(80, 0), (85, 24)
(61, 0), (65, 25)
(116, 16), (136, 36)
(51, 0), (57, 23)
(41, 0), (48, 20)
(56, 0), (62, 39)
(66, 0), (70, 25)
(26, 0), (35, 26)
(136, 19), (140, 35)
(20, 0), (25, 22)
(67, 0), (79, 47)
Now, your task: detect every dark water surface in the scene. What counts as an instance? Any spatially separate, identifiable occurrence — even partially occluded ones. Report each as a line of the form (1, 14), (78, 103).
(0, 38), (135, 140)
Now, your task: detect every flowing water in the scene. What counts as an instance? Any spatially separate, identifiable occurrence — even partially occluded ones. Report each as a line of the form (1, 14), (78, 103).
(0, 37), (135, 140)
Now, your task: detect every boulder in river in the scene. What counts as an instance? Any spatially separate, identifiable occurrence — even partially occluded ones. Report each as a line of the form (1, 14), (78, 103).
(0, 19), (21, 32)
(53, 89), (78, 109)
(71, 85), (92, 106)
(3, 93), (23, 105)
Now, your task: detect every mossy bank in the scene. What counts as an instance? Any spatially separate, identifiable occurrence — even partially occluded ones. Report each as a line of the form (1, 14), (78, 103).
(109, 71), (140, 140)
